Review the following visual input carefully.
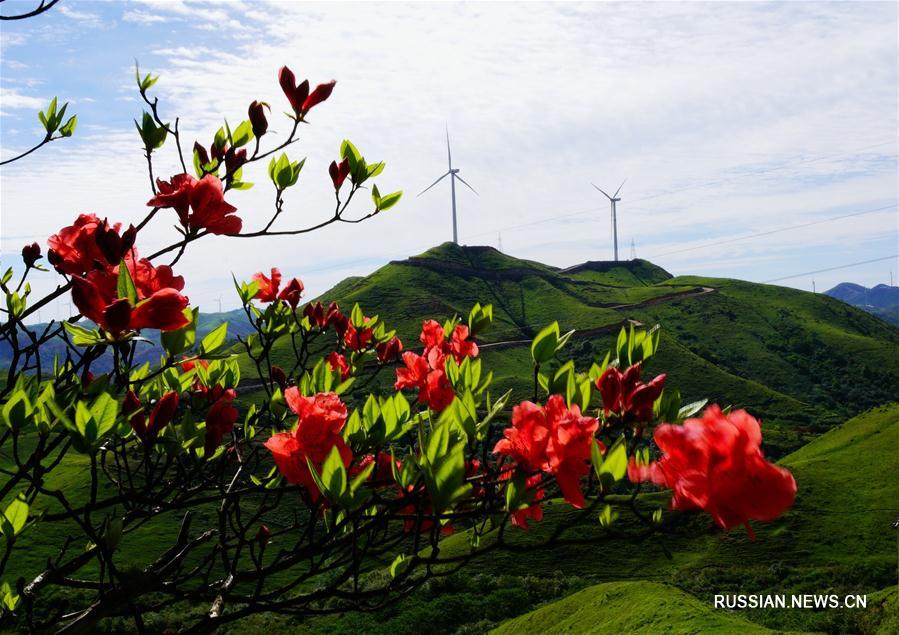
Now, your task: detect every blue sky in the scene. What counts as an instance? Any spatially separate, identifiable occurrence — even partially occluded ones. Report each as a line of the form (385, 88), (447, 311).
(1, 0), (897, 322)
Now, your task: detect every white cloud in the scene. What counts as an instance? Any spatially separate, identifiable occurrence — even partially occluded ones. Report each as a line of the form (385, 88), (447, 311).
(57, 4), (104, 26)
(0, 89), (45, 110)
(1, 1), (896, 322)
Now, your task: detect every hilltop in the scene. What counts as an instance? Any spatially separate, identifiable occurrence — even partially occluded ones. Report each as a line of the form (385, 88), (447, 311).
(254, 242), (899, 455)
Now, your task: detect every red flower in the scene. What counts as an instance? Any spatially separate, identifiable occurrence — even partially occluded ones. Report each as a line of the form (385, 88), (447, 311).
(205, 394), (238, 455)
(503, 471), (545, 529)
(248, 100), (269, 137)
(278, 66), (309, 116)
(180, 358), (209, 372)
(252, 268), (282, 302)
(419, 319), (444, 349)
(47, 214), (117, 275)
(303, 80), (336, 111)
(148, 174), (242, 235)
(125, 391), (179, 444)
(329, 158), (350, 190)
(344, 323), (373, 352)
(376, 336), (403, 363)
(494, 395), (600, 509)
(327, 352), (351, 380)
(395, 350), (456, 412)
(327, 303), (348, 336)
(449, 324), (479, 362)
(277, 277), (304, 308)
(264, 390), (352, 503)
(304, 301), (327, 328)
(279, 66), (336, 117)
(21, 242), (41, 268)
(125, 251), (184, 297)
(194, 142), (210, 166)
(629, 405), (796, 537)
(71, 265), (189, 336)
(597, 364), (666, 423)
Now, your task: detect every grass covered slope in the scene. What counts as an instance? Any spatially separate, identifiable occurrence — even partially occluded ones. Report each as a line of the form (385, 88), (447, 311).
(490, 581), (794, 635)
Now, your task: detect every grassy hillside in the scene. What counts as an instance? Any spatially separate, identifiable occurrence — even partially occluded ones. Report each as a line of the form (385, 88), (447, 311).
(246, 243), (899, 456)
(490, 581), (796, 634)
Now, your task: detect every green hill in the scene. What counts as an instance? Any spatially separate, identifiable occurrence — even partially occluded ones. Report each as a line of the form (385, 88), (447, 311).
(248, 243), (899, 456)
(490, 581), (798, 634)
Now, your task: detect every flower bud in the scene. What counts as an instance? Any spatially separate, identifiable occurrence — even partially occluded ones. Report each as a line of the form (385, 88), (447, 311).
(21, 242), (41, 267)
(248, 100), (269, 137)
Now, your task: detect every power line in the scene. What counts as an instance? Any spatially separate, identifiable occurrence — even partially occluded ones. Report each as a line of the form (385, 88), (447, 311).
(763, 255), (898, 284)
(645, 203), (898, 260)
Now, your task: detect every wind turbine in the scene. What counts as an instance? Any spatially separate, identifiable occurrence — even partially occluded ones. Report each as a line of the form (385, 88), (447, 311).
(418, 128), (478, 245)
(591, 180), (626, 262)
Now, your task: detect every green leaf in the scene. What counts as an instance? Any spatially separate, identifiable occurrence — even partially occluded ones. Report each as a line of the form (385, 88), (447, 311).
(1, 496), (28, 537)
(389, 553), (408, 578)
(1, 391), (32, 430)
(231, 120), (254, 147)
(598, 503), (618, 527)
(63, 322), (105, 346)
(598, 436), (627, 489)
(59, 115), (77, 137)
(530, 322), (560, 364)
(161, 307), (198, 356)
(116, 260), (138, 305)
(378, 191), (402, 211)
(200, 322), (228, 354)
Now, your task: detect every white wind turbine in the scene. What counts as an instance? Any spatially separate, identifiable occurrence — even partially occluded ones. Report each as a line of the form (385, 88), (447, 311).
(591, 180), (626, 262)
(418, 127), (478, 244)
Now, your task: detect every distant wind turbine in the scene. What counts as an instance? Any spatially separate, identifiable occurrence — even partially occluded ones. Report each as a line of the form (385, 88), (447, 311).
(418, 127), (478, 244)
(591, 180), (626, 262)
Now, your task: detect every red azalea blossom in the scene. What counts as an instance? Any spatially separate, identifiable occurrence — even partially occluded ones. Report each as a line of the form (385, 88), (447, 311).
(376, 336), (403, 363)
(47, 214), (119, 275)
(204, 393), (239, 455)
(329, 158), (350, 190)
(264, 390), (352, 503)
(252, 268), (282, 302)
(494, 395), (600, 509)
(180, 359), (209, 372)
(628, 405), (796, 537)
(277, 277), (304, 308)
(597, 363), (666, 422)
(148, 174), (242, 235)
(327, 352), (351, 380)
(279, 66), (336, 117)
(71, 259), (189, 336)
(395, 350), (455, 412)
(125, 391), (180, 444)
(344, 323), (373, 352)
(303, 301), (327, 328)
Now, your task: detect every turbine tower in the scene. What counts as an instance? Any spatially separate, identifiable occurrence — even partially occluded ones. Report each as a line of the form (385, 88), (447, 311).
(591, 180), (626, 262)
(418, 127), (478, 244)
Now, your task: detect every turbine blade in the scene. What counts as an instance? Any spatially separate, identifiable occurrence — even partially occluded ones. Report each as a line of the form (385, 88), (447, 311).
(613, 178), (627, 198)
(454, 173), (478, 196)
(591, 183), (613, 200)
(446, 125), (452, 169)
(417, 171), (451, 197)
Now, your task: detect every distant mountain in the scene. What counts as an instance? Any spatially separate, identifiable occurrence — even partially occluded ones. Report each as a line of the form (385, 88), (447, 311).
(1, 308), (254, 372)
(824, 282), (899, 325)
